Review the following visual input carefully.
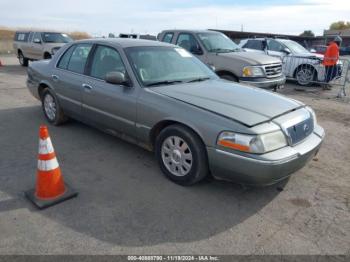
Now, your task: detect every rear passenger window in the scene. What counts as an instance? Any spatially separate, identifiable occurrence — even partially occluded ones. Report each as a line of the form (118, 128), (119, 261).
(57, 45), (76, 69)
(162, 33), (174, 43)
(67, 44), (92, 74)
(15, 33), (29, 42)
(90, 45), (126, 80)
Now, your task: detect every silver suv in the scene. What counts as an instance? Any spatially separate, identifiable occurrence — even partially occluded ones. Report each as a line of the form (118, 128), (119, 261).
(158, 30), (286, 90)
(239, 38), (343, 86)
(13, 31), (73, 66)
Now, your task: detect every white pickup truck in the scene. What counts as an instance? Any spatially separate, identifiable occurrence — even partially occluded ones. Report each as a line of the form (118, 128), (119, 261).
(13, 31), (73, 66)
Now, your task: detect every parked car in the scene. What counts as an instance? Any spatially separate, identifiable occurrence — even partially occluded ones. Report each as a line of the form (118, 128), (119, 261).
(119, 33), (157, 40)
(239, 38), (342, 86)
(158, 30), (286, 90)
(27, 38), (324, 186)
(339, 46), (350, 56)
(13, 31), (73, 66)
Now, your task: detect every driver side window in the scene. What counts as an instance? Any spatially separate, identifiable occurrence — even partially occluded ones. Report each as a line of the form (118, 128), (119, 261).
(268, 40), (284, 52)
(176, 33), (202, 54)
(89, 45), (126, 80)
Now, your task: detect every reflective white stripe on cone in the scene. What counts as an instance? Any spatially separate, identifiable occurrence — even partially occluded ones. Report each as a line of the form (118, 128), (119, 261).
(38, 137), (54, 155)
(37, 158), (59, 171)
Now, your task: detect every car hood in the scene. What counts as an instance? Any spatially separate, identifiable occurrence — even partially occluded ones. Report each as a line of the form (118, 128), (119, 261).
(151, 80), (303, 127)
(218, 51), (280, 65)
(292, 52), (324, 59)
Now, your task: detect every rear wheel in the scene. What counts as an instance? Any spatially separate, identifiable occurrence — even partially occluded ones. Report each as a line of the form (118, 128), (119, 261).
(18, 51), (28, 67)
(41, 89), (67, 125)
(155, 124), (209, 186)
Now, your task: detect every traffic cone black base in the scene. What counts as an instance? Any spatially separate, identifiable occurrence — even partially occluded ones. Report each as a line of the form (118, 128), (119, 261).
(25, 183), (78, 209)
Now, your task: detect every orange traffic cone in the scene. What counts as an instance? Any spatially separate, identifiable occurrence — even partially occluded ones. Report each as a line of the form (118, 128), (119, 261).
(25, 125), (77, 209)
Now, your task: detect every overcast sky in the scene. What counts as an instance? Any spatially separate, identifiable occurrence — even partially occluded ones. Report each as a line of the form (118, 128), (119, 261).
(0, 0), (349, 36)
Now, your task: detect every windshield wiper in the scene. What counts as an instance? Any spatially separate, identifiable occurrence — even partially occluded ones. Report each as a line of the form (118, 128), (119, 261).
(187, 77), (211, 83)
(145, 80), (184, 87)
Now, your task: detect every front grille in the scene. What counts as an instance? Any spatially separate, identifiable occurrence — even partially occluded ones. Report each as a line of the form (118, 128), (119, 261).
(286, 117), (314, 145)
(264, 63), (282, 78)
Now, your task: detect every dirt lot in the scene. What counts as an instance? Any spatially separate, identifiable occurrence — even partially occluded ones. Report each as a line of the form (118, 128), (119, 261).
(0, 55), (349, 255)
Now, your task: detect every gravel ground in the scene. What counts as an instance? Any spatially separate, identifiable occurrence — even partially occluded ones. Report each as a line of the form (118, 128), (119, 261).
(0, 55), (349, 255)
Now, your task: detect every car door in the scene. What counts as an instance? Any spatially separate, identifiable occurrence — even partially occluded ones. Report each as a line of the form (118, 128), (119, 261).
(267, 40), (286, 59)
(175, 33), (205, 63)
(82, 44), (137, 136)
(31, 32), (44, 59)
(52, 43), (93, 118)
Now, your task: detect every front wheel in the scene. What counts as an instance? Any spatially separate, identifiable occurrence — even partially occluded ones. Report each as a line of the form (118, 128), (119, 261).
(295, 66), (316, 86)
(44, 53), (52, 60)
(41, 89), (67, 125)
(155, 125), (209, 186)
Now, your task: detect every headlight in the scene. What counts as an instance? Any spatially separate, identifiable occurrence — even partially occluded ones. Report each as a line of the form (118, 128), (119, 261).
(242, 66), (265, 77)
(305, 106), (317, 126)
(217, 131), (287, 154)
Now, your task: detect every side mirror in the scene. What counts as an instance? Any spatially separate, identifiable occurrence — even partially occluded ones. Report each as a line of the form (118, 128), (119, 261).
(191, 46), (203, 55)
(105, 71), (130, 86)
(33, 38), (41, 44)
(282, 48), (291, 55)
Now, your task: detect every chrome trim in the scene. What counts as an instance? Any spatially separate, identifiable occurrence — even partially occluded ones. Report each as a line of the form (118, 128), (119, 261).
(279, 109), (312, 146)
(214, 148), (299, 165)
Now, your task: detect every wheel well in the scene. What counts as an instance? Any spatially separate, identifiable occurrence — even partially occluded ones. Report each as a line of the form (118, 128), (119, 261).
(150, 120), (205, 149)
(216, 70), (238, 80)
(293, 64), (317, 79)
(38, 83), (49, 99)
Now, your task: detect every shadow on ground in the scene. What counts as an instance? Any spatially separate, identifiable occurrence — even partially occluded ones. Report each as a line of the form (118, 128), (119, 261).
(0, 64), (26, 76)
(0, 106), (286, 246)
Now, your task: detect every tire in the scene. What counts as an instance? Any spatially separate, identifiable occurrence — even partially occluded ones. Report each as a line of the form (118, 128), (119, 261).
(295, 65), (316, 86)
(41, 89), (67, 125)
(220, 74), (238, 82)
(155, 124), (209, 186)
(44, 53), (52, 59)
(18, 51), (28, 67)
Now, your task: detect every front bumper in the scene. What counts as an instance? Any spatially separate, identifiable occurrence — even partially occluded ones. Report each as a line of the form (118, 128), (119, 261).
(207, 125), (325, 186)
(239, 75), (286, 89)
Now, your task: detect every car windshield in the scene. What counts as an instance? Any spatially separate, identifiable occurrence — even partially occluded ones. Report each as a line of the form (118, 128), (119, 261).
(41, 33), (73, 43)
(126, 46), (217, 87)
(281, 40), (309, 54)
(197, 32), (241, 53)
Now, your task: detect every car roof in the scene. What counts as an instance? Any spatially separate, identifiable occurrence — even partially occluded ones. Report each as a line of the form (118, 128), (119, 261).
(242, 38), (292, 41)
(15, 31), (63, 33)
(73, 38), (175, 48)
(160, 29), (220, 34)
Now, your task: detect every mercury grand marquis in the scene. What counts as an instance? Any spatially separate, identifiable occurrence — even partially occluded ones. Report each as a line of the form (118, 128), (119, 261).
(26, 38), (325, 186)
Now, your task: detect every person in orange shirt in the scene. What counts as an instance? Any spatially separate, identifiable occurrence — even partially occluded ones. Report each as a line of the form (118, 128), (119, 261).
(323, 36), (342, 89)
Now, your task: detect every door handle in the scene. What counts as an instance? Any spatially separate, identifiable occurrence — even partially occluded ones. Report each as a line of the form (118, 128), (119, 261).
(52, 75), (59, 81)
(82, 83), (93, 91)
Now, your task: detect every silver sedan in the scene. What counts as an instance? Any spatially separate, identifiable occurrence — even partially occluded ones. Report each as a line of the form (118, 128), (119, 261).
(27, 38), (325, 186)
